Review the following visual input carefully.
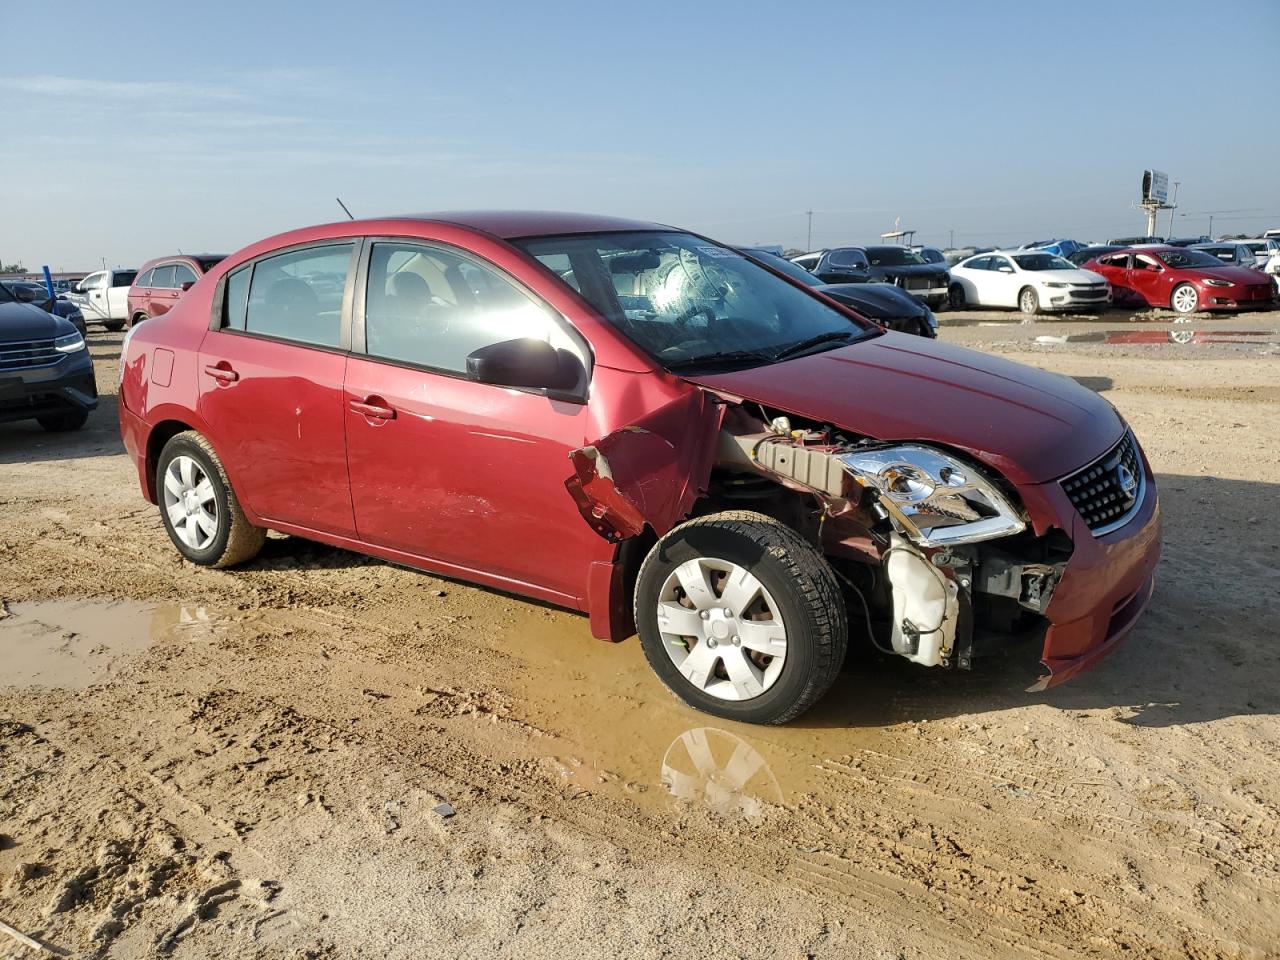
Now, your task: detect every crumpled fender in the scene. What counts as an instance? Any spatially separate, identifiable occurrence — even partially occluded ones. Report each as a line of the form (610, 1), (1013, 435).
(566, 390), (724, 541)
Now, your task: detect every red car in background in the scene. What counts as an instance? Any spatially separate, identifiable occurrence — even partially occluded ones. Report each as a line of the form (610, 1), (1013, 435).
(117, 212), (1160, 724)
(127, 254), (225, 326)
(1084, 246), (1274, 315)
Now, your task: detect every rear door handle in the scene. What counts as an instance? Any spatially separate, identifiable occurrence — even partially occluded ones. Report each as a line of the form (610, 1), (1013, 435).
(349, 396), (396, 420)
(203, 363), (239, 383)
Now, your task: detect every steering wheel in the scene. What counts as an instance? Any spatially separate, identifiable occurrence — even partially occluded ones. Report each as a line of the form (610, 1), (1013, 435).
(672, 303), (717, 329)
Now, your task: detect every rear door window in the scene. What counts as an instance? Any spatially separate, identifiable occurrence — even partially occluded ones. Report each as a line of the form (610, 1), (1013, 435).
(244, 243), (355, 348)
(827, 249), (868, 268)
(151, 265), (177, 289)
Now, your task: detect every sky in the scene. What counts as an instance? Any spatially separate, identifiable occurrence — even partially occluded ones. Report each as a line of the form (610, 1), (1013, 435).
(2, 0), (1278, 271)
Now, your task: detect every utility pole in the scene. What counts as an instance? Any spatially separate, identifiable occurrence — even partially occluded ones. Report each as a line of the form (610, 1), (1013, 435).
(805, 210), (813, 251)
(1166, 181), (1180, 239)
(949, 229), (955, 249)
(1208, 214), (1214, 238)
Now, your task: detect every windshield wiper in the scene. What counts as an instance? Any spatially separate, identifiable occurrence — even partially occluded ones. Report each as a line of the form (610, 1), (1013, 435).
(666, 349), (775, 372)
(771, 329), (857, 361)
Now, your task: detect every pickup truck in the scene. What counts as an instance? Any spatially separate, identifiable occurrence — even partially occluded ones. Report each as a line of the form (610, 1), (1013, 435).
(66, 269), (137, 331)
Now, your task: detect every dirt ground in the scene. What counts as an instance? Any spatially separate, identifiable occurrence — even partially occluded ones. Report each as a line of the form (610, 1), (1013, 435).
(1, 307), (1278, 959)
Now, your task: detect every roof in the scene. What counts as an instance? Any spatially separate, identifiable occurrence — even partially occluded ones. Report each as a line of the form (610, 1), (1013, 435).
(389, 210), (673, 240)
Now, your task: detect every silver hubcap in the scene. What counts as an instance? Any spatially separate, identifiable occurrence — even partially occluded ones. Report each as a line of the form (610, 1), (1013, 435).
(1173, 286), (1197, 313)
(656, 557), (787, 702)
(1021, 290), (1035, 312)
(163, 455), (219, 551)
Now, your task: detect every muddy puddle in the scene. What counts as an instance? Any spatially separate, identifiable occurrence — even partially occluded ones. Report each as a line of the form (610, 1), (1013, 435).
(497, 612), (915, 822)
(0, 598), (220, 688)
(1037, 329), (1279, 346)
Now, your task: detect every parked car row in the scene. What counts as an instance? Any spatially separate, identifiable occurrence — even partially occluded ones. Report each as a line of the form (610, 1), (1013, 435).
(789, 246), (950, 308)
(0, 280), (96, 432)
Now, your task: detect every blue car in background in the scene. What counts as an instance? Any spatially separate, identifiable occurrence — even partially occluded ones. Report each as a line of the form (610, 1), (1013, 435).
(1019, 238), (1085, 259)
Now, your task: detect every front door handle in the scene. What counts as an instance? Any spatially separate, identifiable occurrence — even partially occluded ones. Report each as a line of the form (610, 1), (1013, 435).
(349, 396), (396, 420)
(203, 363), (239, 383)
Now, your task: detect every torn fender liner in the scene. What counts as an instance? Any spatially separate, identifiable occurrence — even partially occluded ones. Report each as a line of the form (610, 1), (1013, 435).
(566, 391), (724, 541)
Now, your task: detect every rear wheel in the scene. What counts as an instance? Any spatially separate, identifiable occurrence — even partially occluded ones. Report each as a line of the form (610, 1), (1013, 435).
(635, 511), (847, 725)
(130, 312), (149, 327)
(37, 409), (89, 432)
(1018, 286), (1040, 315)
(157, 431), (265, 568)
(1171, 283), (1199, 314)
(102, 320), (125, 332)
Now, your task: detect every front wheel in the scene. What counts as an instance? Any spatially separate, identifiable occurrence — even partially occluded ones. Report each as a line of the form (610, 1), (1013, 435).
(948, 284), (966, 310)
(1018, 286), (1040, 315)
(102, 319), (125, 332)
(1171, 283), (1199, 314)
(157, 432), (266, 568)
(634, 511), (847, 724)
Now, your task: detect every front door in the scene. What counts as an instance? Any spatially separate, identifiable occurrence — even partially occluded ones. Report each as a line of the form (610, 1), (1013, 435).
(987, 255), (1020, 307)
(1129, 253), (1170, 307)
(76, 271), (109, 322)
(197, 241), (360, 536)
(343, 239), (598, 600)
(1092, 253), (1132, 303)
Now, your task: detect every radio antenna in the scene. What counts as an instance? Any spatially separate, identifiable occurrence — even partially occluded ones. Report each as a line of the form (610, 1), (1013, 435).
(336, 197), (355, 220)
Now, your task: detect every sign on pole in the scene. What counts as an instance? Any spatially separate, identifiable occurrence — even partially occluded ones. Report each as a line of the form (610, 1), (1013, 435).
(1141, 170), (1169, 205)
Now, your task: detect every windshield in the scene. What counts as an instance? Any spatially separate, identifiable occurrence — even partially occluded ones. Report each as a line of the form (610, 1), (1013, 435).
(865, 247), (925, 267)
(1012, 253), (1075, 271)
(0, 282), (17, 304)
(1157, 250), (1232, 269)
(514, 231), (876, 371)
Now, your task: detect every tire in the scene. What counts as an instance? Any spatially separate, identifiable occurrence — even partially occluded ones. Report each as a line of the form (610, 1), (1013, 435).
(948, 284), (966, 310)
(130, 313), (149, 328)
(1171, 283), (1199, 314)
(634, 511), (847, 725)
(37, 409), (89, 432)
(102, 319), (125, 332)
(1018, 286), (1040, 315)
(156, 431), (265, 568)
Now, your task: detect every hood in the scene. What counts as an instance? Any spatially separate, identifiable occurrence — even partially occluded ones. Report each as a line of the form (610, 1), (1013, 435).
(1196, 265), (1271, 285)
(1031, 268), (1107, 284)
(819, 282), (926, 318)
(0, 300), (70, 341)
(872, 263), (949, 279)
(685, 333), (1124, 485)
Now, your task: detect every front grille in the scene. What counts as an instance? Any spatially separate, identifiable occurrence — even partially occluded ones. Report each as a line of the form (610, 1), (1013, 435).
(0, 339), (59, 371)
(1060, 432), (1144, 534)
(1068, 289), (1107, 300)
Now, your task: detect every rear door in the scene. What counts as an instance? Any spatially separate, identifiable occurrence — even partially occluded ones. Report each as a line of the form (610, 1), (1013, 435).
(1093, 253), (1132, 303)
(343, 239), (599, 599)
(148, 265), (177, 318)
(816, 249), (870, 284)
(198, 241), (360, 536)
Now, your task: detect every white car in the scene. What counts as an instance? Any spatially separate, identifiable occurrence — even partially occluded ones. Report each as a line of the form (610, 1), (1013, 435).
(65, 268), (137, 331)
(948, 251), (1111, 315)
(1238, 238), (1280, 273)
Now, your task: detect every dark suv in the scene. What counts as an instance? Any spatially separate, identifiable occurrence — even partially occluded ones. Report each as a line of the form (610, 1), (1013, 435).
(0, 282), (97, 431)
(811, 246), (950, 307)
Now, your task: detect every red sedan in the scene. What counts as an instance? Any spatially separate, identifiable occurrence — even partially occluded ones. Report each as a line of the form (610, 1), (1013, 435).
(127, 254), (226, 327)
(1085, 245), (1275, 314)
(118, 212), (1160, 723)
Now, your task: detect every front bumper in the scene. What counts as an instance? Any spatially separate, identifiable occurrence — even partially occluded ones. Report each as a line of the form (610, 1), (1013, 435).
(1200, 283), (1277, 311)
(0, 352), (98, 425)
(1045, 288), (1112, 311)
(1028, 455), (1161, 689)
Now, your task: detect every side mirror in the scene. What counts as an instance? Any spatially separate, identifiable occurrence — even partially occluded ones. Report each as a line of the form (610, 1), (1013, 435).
(180, 281), (195, 292)
(466, 337), (583, 392)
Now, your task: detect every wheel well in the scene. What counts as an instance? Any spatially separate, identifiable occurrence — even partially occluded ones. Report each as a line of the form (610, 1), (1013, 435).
(144, 420), (194, 501)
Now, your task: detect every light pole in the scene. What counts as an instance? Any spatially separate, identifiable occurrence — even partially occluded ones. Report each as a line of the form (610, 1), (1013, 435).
(1166, 181), (1180, 239)
(805, 210), (813, 251)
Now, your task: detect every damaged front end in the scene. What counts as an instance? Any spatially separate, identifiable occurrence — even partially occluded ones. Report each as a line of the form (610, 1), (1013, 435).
(566, 396), (1073, 683)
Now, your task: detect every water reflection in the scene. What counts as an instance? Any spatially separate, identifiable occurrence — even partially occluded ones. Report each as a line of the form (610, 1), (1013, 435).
(1036, 329), (1279, 346)
(660, 727), (783, 819)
